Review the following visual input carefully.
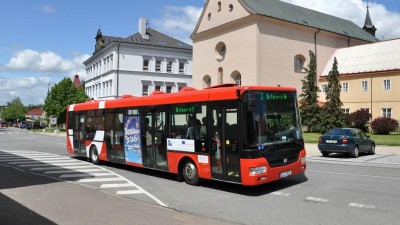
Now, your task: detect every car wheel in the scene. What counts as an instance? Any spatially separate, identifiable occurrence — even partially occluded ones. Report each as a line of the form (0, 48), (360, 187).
(90, 145), (100, 165)
(369, 145), (376, 155)
(351, 145), (359, 158)
(182, 160), (200, 186)
(321, 152), (329, 157)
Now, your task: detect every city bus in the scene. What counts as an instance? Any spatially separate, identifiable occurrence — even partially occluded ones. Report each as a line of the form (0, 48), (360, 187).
(66, 84), (306, 186)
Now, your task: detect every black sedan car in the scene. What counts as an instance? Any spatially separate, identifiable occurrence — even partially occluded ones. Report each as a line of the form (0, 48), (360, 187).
(318, 128), (375, 158)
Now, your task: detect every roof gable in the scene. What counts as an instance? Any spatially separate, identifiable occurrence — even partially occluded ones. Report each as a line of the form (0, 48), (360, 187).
(240, 0), (378, 42)
(26, 108), (43, 116)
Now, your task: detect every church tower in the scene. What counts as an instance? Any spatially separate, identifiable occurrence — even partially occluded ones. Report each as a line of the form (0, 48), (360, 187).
(95, 28), (104, 51)
(363, 4), (377, 37)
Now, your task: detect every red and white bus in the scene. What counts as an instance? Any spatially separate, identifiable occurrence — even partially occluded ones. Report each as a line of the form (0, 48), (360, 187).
(66, 84), (306, 186)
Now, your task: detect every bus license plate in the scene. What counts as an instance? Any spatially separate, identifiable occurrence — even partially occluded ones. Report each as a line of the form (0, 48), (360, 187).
(280, 170), (292, 178)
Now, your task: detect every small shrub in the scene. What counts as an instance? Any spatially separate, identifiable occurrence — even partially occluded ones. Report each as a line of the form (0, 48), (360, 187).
(346, 109), (371, 132)
(371, 117), (399, 135)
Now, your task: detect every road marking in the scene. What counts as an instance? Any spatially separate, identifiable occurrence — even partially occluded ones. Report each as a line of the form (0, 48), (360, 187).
(349, 202), (376, 209)
(100, 183), (135, 188)
(116, 190), (144, 195)
(1, 149), (168, 207)
(305, 196), (329, 203)
(44, 169), (102, 174)
(78, 177), (125, 183)
(271, 191), (290, 196)
(308, 169), (400, 180)
(60, 173), (113, 178)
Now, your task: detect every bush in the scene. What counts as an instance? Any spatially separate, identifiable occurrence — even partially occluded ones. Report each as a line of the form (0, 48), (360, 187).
(371, 117), (399, 135)
(346, 109), (371, 132)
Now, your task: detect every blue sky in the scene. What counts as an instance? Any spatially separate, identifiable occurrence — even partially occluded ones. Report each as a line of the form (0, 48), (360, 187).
(1, 0), (399, 105)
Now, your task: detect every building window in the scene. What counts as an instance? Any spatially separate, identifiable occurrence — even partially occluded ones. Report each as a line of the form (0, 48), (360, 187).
(361, 80), (368, 91)
(167, 61), (172, 72)
(294, 54), (305, 73)
(382, 108), (392, 118)
(179, 62), (185, 73)
(143, 59), (149, 71)
(207, 13), (211, 20)
(384, 79), (391, 90)
(155, 60), (161, 72)
(342, 108), (350, 114)
(229, 4), (233, 11)
(166, 86), (172, 93)
(218, 1), (221, 11)
(215, 42), (226, 62)
(142, 85), (149, 96)
(203, 75), (211, 88)
(342, 82), (349, 92)
(218, 67), (223, 84)
(361, 108), (370, 114)
(231, 71), (241, 85)
(155, 85), (161, 91)
(321, 84), (328, 93)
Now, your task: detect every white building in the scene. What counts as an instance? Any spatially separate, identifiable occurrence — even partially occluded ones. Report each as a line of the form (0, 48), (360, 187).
(84, 17), (193, 99)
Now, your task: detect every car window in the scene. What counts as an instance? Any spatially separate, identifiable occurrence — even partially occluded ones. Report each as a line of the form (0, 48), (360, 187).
(326, 129), (350, 135)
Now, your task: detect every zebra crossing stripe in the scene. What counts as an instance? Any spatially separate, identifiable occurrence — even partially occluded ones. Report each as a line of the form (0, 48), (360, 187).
(78, 177), (125, 183)
(100, 183), (135, 188)
(116, 190), (143, 195)
(30, 165), (94, 171)
(59, 173), (113, 178)
(44, 169), (102, 174)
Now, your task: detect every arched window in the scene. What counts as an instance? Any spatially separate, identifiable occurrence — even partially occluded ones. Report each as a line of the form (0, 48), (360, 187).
(218, 1), (221, 12)
(294, 54), (306, 73)
(203, 75), (211, 88)
(231, 71), (241, 85)
(218, 68), (223, 84)
(215, 42), (226, 62)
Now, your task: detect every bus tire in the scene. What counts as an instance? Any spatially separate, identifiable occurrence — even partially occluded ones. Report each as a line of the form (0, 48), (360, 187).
(182, 160), (200, 186)
(90, 145), (100, 165)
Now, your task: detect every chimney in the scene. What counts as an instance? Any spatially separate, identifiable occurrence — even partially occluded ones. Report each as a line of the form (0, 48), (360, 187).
(139, 17), (150, 40)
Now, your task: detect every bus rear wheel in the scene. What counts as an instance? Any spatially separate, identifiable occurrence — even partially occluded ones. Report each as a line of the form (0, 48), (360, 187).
(182, 160), (200, 186)
(90, 145), (100, 165)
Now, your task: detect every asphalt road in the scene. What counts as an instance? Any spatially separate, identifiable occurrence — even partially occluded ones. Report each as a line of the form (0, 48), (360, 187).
(1, 127), (400, 225)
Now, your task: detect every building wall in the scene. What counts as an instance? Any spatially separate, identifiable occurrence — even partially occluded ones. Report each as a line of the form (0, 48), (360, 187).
(319, 71), (400, 121)
(85, 42), (192, 99)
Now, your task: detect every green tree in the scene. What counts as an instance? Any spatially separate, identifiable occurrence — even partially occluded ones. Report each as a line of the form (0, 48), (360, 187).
(43, 78), (89, 126)
(319, 57), (346, 133)
(1, 97), (27, 123)
(299, 50), (321, 132)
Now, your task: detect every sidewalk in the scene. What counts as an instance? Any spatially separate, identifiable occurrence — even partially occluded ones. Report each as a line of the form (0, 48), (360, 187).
(305, 143), (400, 157)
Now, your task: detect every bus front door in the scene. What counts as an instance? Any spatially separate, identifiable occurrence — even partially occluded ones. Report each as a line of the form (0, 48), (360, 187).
(211, 106), (240, 182)
(141, 108), (167, 170)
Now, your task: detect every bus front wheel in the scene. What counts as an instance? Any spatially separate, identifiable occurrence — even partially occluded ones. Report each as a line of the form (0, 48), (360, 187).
(90, 145), (100, 165)
(182, 160), (200, 186)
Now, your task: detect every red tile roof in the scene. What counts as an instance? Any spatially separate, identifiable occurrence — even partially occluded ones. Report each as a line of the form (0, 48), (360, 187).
(26, 108), (43, 116)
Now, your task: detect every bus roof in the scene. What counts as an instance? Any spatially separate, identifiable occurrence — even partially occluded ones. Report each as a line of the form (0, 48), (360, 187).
(68, 85), (296, 111)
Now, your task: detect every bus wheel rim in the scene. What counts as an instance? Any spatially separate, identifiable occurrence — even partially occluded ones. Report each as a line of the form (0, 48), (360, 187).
(184, 163), (196, 181)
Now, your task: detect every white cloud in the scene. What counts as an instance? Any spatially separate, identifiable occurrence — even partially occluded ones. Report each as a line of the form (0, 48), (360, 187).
(4, 49), (90, 74)
(41, 4), (56, 13)
(153, 6), (203, 43)
(282, 0), (400, 40)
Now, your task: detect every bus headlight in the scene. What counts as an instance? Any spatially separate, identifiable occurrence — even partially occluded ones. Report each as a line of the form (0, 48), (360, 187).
(249, 166), (267, 175)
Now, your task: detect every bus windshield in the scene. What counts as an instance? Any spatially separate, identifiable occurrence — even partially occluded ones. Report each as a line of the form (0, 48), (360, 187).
(244, 91), (302, 149)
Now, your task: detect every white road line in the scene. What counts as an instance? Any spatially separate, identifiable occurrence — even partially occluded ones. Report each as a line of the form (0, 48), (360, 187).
(78, 177), (125, 183)
(307, 169), (400, 180)
(44, 169), (102, 174)
(271, 191), (290, 196)
(18, 162), (88, 167)
(116, 190), (143, 195)
(60, 173), (113, 178)
(305, 197), (329, 203)
(30, 165), (94, 171)
(100, 183), (135, 188)
(349, 202), (376, 209)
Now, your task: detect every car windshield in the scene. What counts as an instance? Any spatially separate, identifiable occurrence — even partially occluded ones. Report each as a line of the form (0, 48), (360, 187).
(325, 128), (351, 136)
(244, 91), (302, 149)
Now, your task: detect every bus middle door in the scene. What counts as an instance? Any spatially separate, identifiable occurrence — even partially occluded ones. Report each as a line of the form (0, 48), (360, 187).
(211, 106), (240, 182)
